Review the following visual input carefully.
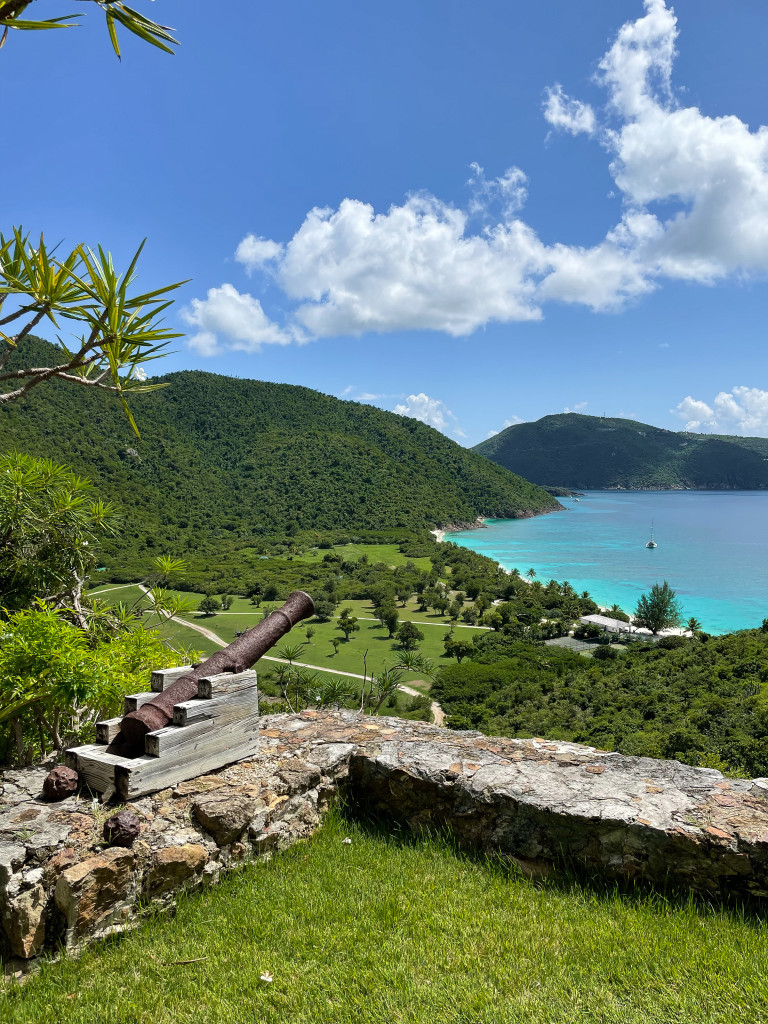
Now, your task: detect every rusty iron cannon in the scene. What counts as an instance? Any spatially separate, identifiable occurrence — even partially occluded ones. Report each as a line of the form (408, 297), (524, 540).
(65, 591), (314, 800)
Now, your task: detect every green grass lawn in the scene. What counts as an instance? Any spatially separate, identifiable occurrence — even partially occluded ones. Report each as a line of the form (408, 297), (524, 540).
(85, 587), (484, 687)
(87, 583), (149, 607)
(119, 592), (483, 681)
(6, 811), (768, 1024)
(288, 542), (432, 572)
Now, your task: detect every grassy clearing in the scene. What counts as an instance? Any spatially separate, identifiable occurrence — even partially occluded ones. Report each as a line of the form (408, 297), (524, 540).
(85, 587), (482, 687)
(104, 592), (480, 681)
(88, 583), (148, 607)
(288, 542), (432, 572)
(6, 811), (768, 1024)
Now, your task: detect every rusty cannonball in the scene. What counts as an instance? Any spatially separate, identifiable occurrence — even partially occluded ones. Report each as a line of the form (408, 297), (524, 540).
(42, 765), (79, 801)
(103, 810), (141, 848)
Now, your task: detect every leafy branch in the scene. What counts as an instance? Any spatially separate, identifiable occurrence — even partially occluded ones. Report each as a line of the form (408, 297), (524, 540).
(0, 228), (187, 435)
(0, 1), (178, 57)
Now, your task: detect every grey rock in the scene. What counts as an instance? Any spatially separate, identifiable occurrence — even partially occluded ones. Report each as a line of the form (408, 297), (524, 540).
(0, 844), (26, 891)
(3, 884), (46, 958)
(192, 790), (257, 846)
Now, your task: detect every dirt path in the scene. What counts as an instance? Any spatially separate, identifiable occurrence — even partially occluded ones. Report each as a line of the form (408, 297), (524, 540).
(141, 587), (446, 727)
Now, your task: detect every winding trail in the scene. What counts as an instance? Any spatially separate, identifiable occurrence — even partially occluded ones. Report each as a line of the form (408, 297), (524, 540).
(140, 586), (446, 726)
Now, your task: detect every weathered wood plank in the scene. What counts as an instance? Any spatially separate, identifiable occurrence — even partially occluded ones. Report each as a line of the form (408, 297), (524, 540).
(150, 665), (193, 693)
(173, 686), (258, 727)
(114, 715), (260, 798)
(95, 717), (123, 745)
(65, 744), (133, 794)
(197, 670), (257, 700)
(144, 719), (214, 757)
(124, 691), (157, 714)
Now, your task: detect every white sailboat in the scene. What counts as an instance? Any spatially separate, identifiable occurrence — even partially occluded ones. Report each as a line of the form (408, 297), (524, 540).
(646, 520), (658, 549)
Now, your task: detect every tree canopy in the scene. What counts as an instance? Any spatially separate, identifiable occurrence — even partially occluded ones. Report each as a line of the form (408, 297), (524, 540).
(0, 451), (120, 618)
(634, 581), (683, 635)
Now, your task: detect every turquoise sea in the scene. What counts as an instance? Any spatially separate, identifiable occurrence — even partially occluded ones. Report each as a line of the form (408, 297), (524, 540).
(447, 491), (768, 635)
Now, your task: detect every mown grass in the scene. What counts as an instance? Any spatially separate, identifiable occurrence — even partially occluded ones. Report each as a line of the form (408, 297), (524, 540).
(6, 812), (768, 1024)
(87, 588), (485, 682)
(288, 542), (432, 572)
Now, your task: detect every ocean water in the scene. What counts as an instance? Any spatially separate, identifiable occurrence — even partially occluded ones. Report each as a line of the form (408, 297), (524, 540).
(447, 491), (768, 635)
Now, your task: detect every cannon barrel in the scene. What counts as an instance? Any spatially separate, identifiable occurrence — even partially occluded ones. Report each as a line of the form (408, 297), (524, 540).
(111, 590), (314, 756)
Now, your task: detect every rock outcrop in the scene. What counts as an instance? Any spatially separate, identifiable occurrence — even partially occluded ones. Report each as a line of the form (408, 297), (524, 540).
(3, 711), (768, 971)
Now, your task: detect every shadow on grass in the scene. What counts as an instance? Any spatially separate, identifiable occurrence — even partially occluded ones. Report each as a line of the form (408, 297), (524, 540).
(341, 802), (768, 927)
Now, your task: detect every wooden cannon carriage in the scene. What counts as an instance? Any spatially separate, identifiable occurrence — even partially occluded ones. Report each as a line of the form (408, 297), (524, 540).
(66, 666), (260, 801)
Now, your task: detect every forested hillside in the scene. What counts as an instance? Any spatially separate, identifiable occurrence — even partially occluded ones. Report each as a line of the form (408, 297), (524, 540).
(1, 338), (559, 578)
(474, 413), (768, 490)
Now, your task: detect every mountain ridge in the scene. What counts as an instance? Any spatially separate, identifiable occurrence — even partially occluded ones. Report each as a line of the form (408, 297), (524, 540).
(473, 413), (768, 490)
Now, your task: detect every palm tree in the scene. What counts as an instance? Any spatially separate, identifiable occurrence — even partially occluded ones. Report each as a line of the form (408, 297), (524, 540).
(274, 643), (308, 712)
(686, 616), (703, 637)
(394, 650), (420, 672)
(526, 568), (537, 580)
(314, 677), (355, 709)
(369, 666), (404, 714)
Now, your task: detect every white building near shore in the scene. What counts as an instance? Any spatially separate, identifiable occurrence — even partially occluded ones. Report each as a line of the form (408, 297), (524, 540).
(579, 614), (688, 638)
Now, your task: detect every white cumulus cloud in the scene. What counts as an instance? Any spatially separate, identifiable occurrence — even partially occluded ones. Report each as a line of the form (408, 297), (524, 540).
(188, 0), (768, 352)
(467, 163), (529, 219)
(543, 84), (596, 135)
(182, 284), (293, 355)
(393, 393), (465, 437)
(674, 388), (768, 436)
(235, 234), (284, 271)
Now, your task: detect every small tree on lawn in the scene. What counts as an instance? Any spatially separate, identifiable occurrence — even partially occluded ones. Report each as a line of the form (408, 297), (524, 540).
(396, 620), (424, 651)
(312, 595), (337, 622)
(336, 608), (359, 642)
(198, 595), (220, 617)
(444, 636), (475, 663)
(633, 581), (682, 635)
(483, 610), (503, 631)
(220, 594), (234, 610)
(383, 608), (399, 638)
(330, 638), (340, 656)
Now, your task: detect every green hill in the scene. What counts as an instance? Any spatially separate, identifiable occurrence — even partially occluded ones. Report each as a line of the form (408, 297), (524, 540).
(474, 413), (768, 490)
(0, 338), (560, 577)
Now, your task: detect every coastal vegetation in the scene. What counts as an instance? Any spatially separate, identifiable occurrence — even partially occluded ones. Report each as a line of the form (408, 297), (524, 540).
(633, 581), (683, 635)
(475, 412), (768, 490)
(6, 809), (768, 1024)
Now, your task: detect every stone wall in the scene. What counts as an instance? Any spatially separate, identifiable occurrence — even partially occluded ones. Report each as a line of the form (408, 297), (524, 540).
(3, 711), (768, 972)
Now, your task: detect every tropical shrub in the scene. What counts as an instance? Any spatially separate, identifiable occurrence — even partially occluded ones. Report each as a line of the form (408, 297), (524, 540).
(0, 605), (191, 764)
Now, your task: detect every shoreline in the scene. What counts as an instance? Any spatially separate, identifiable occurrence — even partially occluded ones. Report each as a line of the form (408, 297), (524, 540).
(431, 516), (488, 544)
(433, 520), (693, 635)
(436, 500), (753, 636)
(431, 502), (563, 545)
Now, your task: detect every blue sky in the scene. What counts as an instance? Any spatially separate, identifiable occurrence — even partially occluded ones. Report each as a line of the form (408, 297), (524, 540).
(6, 0), (768, 445)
